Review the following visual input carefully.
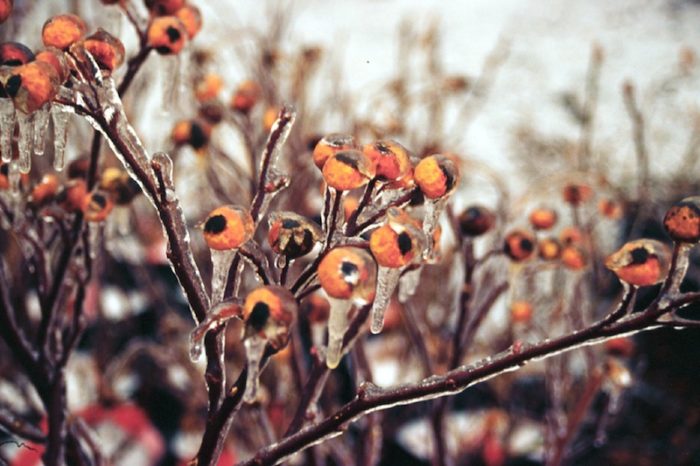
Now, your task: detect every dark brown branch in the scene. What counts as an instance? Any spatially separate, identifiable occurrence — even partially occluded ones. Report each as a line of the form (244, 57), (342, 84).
(237, 290), (697, 466)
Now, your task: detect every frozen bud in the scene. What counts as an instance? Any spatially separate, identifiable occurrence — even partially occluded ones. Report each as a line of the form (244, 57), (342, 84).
(147, 16), (188, 55)
(414, 154), (459, 200)
(562, 183), (593, 206)
(663, 196), (700, 243)
(242, 286), (297, 402)
(503, 229), (536, 262)
(194, 73), (223, 102)
(369, 217), (423, 268)
(42, 14), (87, 51)
(201, 205), (254, 251)
(369, 215), (424, 333)
(57, 179), (88, 212)
(605, 239), (671, 287)
(5, 61), (60, 113)
(145, 0), (185, 15)
(35, 48), (69, 84)
(528, 208), (558, 231)
(598, 198), (623, 220)
(198, 101), (224, 124)
(322, 149), (376, 191)
(175, 5), (202, 39)
(561, 245), (587, 270)
(267, 211), (321, 260)
(458, 205), (495, 237)
(313, 133), (356, 170)
(537, 237), (561, 261)
(0, 42), (34, 67)
(318, 246), (376, 302)
(100, 168), (141, 205)
(510, 301), (533, 323)
(82, 190), (114, 222)
(171, 119), (211, 151)
(30, 174), (60, 206)
(361, 139), (411, 182)
(559, 226), (584, 246)
(242, 286), (297, 345)
(83, 29), (126, 72)
(230, 80), (261, 113)
(0, 0), (11, 24)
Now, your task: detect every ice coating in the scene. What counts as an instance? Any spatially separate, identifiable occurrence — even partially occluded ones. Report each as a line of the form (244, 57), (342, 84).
(16, 111), (33, 174)
(370, 266), (402, 334)
(0, 99), (14, 163)
(188, 300), (241, 361)
(209, 248), (236, 305)
(32, 105), (50, 156)
(398, 267), (422, 303)
(326, 297), (353, 369)
(243, 334), (267, 403)
(51, 105), (71, 171)
(88, 222), (101, 259)
(421, 198), (446, 259)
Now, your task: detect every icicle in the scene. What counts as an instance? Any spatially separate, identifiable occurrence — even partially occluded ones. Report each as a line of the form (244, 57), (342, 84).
(188, 300), (241, 361)
(243, 334), (267, 403)
(398, 267), (422, 303)
(209, 248), (236, 305)
(422, 198), (447, 259)
(370, 267), (402, 334)
(8, 160), (20, 196)
(88, 222), (102, 259)
(160, 55), (180, 115)
(326, 297), (353, 369)
(16, 111), (33, 174)
(51, 105), (71, 171)
(32, 104), (50, 156)
(0, 98), (15, 163)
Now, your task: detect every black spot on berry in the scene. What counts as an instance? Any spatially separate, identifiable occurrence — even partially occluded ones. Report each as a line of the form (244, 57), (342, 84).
(341, 261), (359, 277)
(189, 122), (208, 149)
(90, 193), (107, 208)
(204, 215), (227, 234)
(248, 302), (270, 331)
(5, 74), (22, 97)
(630, 247), (649, 265)
(166, 26), (181, 43)
(156, 46), (172, 55)
(281, 218), (301, 229)
(397, 231), (412, 255)
(520, 238), (534, 252)
(334, 152), (360, 170)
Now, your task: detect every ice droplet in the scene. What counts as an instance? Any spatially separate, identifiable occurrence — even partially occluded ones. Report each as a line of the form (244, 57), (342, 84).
(209, 248), (236, 305)
(398, 267), (422, 303)
(32, 105), (50, 156)
(51, 105), (71, 171)
(275, 254), (287, 269)
(165, 188), (176, 203)
(326, 297), (353, 369)
(370, 266), (402, 334)
(0, 98), (15, 163)
(16, 111), (34, 174)
(8, 160), (20, 196)
(243, 335), (267, 403)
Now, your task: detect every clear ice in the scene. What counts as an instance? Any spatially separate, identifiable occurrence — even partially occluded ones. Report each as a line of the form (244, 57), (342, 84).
(326, 297), (353, 369)
(0, 99), (15, 163)
(370, 267), (402, 334)
(209, 248), (236, 305)
(51, 106), (71, 171)
(16, 111), (33, 174)
(188, 299), (240, 361)
(243, 335), (267, 403)
(32, 105), (50, 156)
(421, 198), (447, 259)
